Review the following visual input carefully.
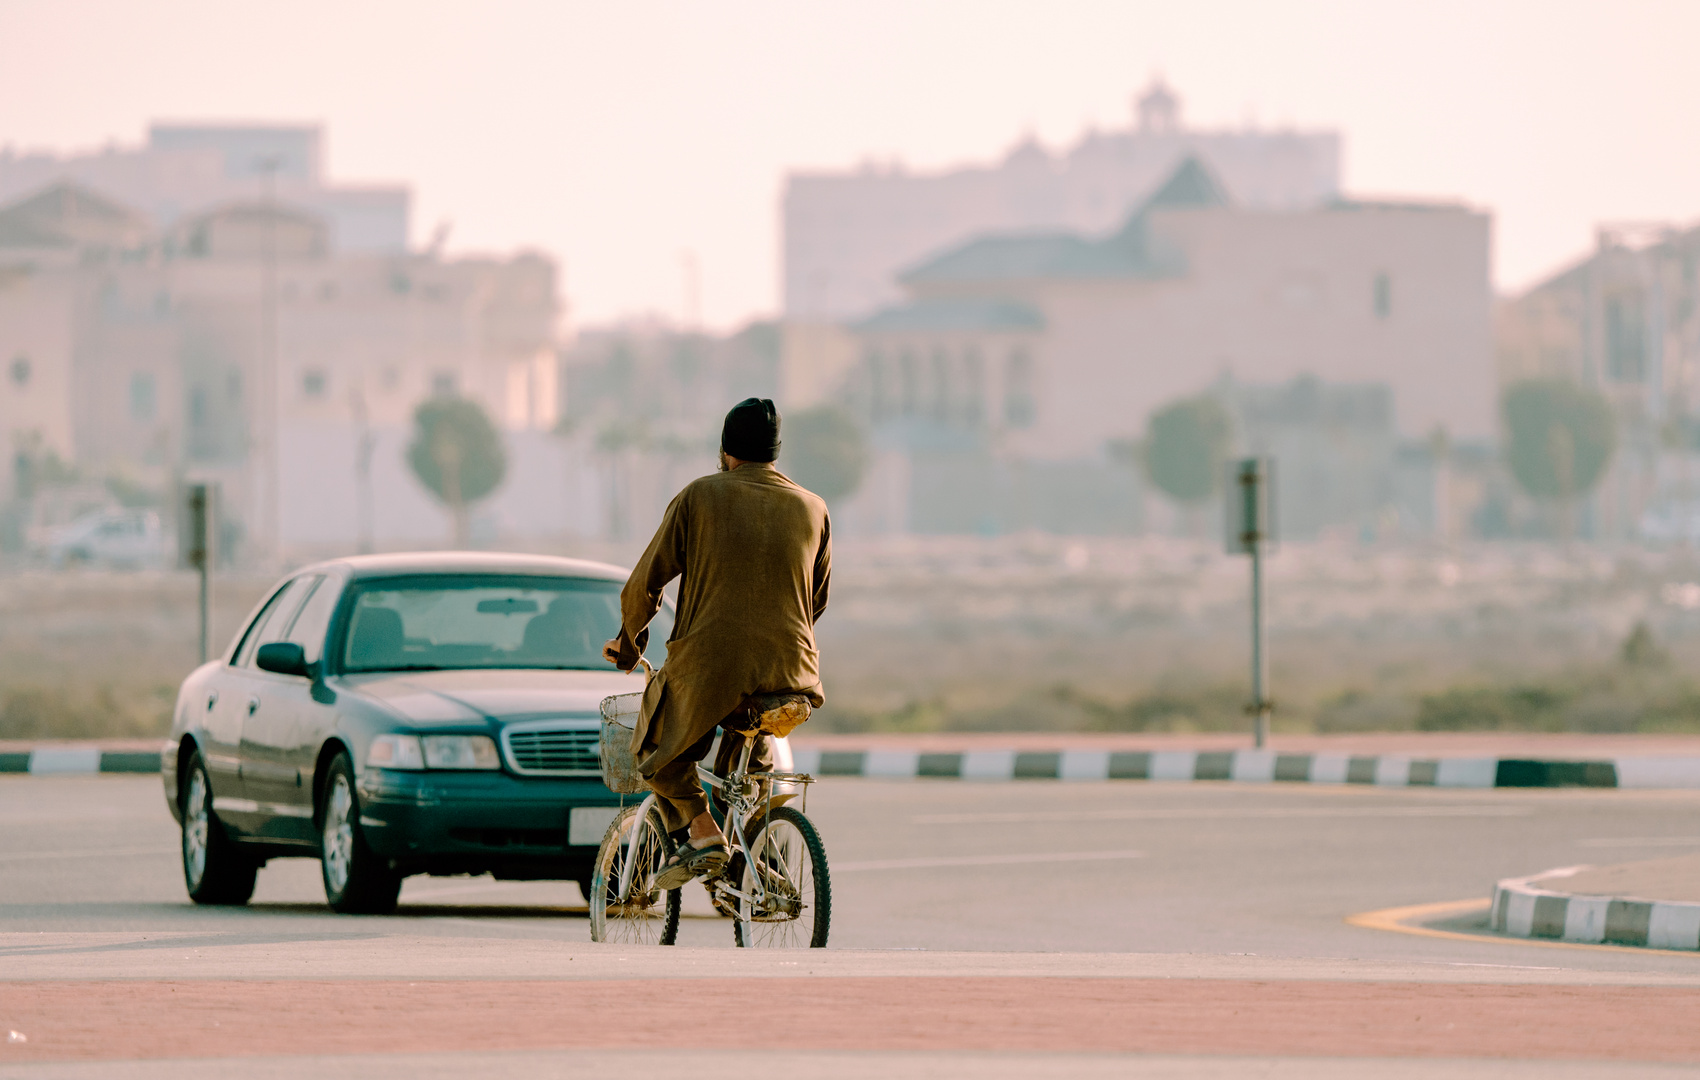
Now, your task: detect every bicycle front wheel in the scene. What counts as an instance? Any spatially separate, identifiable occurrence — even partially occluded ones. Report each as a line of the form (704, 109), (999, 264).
(589, 804), (680, 945)
(734, 806), (830, 948)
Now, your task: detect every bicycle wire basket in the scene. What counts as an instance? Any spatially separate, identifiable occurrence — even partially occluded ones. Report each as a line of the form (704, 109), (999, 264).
(598, 656), (653, 794)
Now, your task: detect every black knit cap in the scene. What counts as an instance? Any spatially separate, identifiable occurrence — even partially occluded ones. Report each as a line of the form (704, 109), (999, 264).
(721, 397), (781, 462)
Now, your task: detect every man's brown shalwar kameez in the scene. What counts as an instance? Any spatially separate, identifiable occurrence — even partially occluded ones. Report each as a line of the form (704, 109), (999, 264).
(612, 462), (830, 831)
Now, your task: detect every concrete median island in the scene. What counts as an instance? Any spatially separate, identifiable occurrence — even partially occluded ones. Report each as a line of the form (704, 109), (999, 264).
(1491, 854), (1700, 951)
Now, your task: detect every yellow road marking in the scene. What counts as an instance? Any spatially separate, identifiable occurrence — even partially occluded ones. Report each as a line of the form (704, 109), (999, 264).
(1347, 897), (1700, 957)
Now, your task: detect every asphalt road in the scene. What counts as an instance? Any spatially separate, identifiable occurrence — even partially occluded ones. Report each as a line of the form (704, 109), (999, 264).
(5, 774), (1700, 1076)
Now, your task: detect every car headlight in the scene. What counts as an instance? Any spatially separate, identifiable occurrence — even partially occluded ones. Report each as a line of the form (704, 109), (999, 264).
(367, 734), (425, 770)
(422, 735), (501, 770)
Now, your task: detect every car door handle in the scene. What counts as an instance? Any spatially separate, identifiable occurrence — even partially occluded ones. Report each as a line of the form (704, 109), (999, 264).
(247, 697), (260, 715)
(206, 690), (219, 711)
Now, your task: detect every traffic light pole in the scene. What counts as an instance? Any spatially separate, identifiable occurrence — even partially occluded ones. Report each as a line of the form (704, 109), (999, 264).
(1250, 525), (1269, 749)
(185, 484), (213, 664)
(1235, 459), (1272, 749)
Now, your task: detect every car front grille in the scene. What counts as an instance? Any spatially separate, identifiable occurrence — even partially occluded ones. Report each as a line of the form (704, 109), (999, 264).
(502, 721), (601, 776)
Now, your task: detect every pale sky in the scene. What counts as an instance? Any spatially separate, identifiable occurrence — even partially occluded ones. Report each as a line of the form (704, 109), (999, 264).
(2, 0), (1697, 330)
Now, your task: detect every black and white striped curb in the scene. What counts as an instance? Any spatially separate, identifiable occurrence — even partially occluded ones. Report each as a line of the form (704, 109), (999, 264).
(790, 748), (1700, 788)
(1491, 867), (1700, 950)
(0, 747), (161, 775)
(9, 744), (1700, 789)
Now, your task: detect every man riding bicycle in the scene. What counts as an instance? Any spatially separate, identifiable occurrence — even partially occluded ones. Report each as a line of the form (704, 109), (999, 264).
(601, 397), (831, 891)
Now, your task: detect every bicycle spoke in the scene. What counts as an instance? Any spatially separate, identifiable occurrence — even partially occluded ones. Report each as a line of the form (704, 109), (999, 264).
(737, 811), (822, 948)
(592, 805), (680, 946)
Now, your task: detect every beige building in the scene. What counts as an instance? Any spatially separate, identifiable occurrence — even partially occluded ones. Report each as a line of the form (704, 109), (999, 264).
(0, 124), (409, 254)
(0, 181), (562, 557)
(1496, 223), (1700, 540)
(828, 158), (1493, 535)
(784, 81), (1340, 321)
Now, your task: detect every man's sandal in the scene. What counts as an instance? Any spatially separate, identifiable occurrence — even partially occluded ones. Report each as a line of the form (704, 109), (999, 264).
(653, 839), (729, 890)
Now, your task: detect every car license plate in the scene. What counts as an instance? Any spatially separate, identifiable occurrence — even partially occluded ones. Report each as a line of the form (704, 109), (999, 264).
(568, 806), (621, 846)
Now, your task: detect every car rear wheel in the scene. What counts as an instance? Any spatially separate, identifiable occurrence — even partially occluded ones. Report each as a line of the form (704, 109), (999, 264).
(318, 752), (401, 914)
(180, 751), (257, 905)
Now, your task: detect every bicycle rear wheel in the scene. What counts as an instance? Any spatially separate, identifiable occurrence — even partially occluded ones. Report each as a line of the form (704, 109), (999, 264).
(734, 806), (830, 948)
(589, 804), (680, 945)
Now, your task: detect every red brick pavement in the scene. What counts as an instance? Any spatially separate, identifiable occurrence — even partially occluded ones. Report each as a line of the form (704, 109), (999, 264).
(3, 978), (1697, 1063)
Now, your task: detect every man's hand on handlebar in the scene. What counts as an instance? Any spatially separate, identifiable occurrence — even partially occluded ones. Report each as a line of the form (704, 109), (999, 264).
(601, 638), (629, 671)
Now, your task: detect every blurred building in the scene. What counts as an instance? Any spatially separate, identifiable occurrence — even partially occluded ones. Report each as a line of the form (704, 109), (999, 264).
(826, 157), (1493, 537)
(0, 179), (561, 557)
(0, 124), (410, 254)
(1496, 223), (1700, 541)
(783, 80), (1340, 321)
(555, 320), (780, 540)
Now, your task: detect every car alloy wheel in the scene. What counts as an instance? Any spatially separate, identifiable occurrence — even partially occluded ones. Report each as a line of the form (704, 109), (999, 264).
(317, 752), (401, 914)
(179, 751), (257, 905)
(182, 768), (210, 890)
(322, 772), (355, 896)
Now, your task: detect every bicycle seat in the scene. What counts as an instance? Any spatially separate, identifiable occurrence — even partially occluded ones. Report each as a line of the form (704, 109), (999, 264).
(724, 692), (813, 739)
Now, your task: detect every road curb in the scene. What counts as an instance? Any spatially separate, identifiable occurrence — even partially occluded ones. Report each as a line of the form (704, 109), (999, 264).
(1490, 867), (1700, 950)
(790, 748), (1700, 788)
(0, 747), (163, 775)
(8, 743), (1700, 789)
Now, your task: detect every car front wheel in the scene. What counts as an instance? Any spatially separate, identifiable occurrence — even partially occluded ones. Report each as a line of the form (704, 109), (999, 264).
(181, 751), (257, 905)
(318, 752), (402, 914)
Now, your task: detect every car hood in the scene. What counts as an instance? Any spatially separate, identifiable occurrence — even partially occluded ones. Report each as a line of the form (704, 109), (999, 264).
(337, 667), (648, 725)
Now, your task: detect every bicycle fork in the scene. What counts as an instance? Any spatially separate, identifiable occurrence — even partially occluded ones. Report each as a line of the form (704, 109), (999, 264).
(616, 792), (661, 902)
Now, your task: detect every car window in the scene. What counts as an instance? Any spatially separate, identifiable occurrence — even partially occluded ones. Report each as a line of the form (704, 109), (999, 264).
(340, 574), (673, 673)
(235, 576), (316, 668)
(282, 576), (339, 664)
(229, 583), (294, 665)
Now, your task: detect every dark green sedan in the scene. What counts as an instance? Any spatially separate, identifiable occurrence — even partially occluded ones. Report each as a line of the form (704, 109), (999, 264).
(161, 552), (749, 914)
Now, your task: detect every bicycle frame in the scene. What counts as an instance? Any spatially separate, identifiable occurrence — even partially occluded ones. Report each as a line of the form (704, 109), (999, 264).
(613, 733), (810, 915)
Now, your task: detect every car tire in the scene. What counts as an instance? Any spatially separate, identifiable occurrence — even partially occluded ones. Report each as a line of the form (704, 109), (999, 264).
(180, 751), (258, 906)
(318, 752), (402, 914)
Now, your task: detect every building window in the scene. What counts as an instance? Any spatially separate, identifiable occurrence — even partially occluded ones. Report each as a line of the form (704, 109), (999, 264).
(899, 350), (919, 416)
(302, 369), (327, 398)
(1373, 273), (1392, 320)
(1606, 291), (1646, 382)
(9, 355), (29, 388)
(1004, 349), (1036, 428)
(962, 347), (985, 426)
(432, 372), (458, 396)
(189, 386), (208, 426)
(930, 349), (951, 421)
(129, 372), (156, 421)
(226, 368), (243, 403)
(865, 349), (888, 422)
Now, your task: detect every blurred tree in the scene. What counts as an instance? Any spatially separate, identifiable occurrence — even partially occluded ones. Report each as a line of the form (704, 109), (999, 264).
(593, 417), (650, 541)
(782, 406), (869, 503)
(407, 397), (507, 548)
(1621, 621), (1669, 668)
(1144, 396), (1231, 518)
(1502, 378), (1615, 537)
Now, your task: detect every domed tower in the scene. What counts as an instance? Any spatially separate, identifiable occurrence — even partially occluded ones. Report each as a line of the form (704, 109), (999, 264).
(1137, 78), (1181, 134)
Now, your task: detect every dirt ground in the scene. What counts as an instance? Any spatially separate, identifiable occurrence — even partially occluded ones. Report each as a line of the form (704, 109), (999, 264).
(7, 536), (1700, 738)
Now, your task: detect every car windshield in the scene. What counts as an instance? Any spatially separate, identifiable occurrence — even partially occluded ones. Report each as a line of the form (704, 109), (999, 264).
(340, 574), (672, 673)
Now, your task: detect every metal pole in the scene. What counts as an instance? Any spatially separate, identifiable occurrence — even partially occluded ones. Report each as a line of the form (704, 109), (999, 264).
(189, 483), (210, 663)
(198, 559), (210, 664)
(1251, 534), (1268, 749)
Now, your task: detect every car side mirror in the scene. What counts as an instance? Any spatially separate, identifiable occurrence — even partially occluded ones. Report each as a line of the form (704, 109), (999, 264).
(256, 642), (311, 678)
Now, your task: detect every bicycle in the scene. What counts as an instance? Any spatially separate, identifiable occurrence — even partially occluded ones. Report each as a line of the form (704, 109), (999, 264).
(589, 666), (830, 948)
